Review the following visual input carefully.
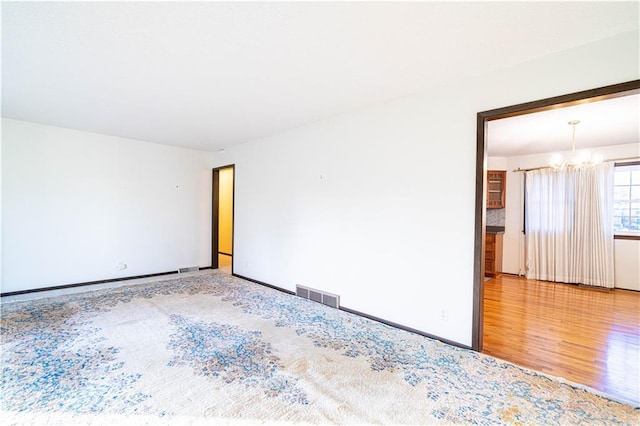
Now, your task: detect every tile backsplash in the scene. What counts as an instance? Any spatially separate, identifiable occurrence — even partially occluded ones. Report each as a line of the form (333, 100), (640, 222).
(487, 208), (505, 226)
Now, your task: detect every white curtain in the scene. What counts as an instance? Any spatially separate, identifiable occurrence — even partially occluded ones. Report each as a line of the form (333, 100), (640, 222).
(525, 162), (615, 288)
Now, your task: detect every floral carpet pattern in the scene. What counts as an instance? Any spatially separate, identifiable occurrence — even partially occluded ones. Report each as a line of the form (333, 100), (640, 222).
(1, 271), (638, 425)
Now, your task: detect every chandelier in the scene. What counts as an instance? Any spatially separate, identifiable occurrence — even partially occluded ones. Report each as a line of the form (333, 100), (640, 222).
(549, 120), (603, 169)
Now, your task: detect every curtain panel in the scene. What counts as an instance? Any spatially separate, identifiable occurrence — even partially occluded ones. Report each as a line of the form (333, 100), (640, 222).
(525, 162), (615, 288)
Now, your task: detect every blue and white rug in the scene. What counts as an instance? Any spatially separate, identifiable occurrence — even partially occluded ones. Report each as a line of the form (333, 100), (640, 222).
(1, 271), (638, 424)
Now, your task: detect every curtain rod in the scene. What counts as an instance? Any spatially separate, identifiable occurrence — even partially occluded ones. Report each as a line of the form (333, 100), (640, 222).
(512, 156), (640, 172)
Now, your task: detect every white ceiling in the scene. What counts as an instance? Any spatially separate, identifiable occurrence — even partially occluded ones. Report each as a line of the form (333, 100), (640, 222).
(2, 1), (639, 152)
(487, 93), (640, 157)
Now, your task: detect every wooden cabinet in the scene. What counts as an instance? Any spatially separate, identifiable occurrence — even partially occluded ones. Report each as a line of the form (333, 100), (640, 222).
(485, 233), (503, 277)
(487, 170), (506, 209)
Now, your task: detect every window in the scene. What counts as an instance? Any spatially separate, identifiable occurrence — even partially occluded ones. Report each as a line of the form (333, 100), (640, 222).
(613, 162), (640, 237)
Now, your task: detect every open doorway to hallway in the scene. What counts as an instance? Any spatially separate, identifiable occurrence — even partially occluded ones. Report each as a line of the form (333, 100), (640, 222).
(212, 165), (235, 274)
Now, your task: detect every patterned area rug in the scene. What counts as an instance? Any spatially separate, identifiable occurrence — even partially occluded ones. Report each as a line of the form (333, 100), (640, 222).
(1, 271), (638, 425)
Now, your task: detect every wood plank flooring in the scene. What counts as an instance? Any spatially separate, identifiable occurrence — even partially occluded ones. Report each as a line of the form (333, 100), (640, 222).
(482, 275), (640, 405)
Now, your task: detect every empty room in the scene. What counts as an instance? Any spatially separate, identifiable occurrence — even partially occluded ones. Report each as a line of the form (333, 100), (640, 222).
(1, 1), (639, 424)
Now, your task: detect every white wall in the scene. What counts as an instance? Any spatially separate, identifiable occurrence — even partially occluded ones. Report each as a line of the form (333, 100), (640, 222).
(501, 143), (640, 291)
(1, 119), (213, 293)
(614, 239), (640, 291)
(0, 128), (3, 286)
(488, 157), (507, 171)
(213, 30), (639, 346)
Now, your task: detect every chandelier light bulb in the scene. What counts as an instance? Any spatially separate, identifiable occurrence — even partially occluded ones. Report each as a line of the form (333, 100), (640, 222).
(548, 119), (602, 170)
(549, 153), (564, 169)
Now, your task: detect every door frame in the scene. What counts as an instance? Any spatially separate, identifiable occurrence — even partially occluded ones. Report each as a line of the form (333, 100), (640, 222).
(212, 164), (236, 272)
(471, 79), (640, 351)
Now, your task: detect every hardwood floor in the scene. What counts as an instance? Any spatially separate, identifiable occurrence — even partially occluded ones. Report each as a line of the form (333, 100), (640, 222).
(482, 274), (640, 405)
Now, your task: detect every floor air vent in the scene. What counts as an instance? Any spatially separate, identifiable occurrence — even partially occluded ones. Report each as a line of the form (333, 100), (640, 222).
(178, 266), (199, 273)
(296, 285), (340, 309)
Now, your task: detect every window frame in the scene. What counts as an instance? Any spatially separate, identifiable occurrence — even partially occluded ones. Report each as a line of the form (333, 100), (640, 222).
(613, 160), (640, 241)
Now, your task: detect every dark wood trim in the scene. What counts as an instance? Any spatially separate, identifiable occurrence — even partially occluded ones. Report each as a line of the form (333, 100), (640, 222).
(232, 273), (295, 295)
(231, 273), (470, 349)
(614, 234), (640, 241)
(577, 283), (614, 292)
(472, 113), (487, 351)
(212, 164), (235, 272)
(231, 165), (236, 275)
(614, 160), (640, 167)
(479, 80), (640, 122)
(0, 267), (213, 298)
(617, 287), (640, 293)
(339, 306), (473, 351)
(212, 169), (220, 269)
(472, 79), (640, 353)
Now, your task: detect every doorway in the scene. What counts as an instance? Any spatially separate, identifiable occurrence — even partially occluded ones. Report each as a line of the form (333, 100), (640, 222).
(212, 165), (235, 274)
(472, 80), (640, 351)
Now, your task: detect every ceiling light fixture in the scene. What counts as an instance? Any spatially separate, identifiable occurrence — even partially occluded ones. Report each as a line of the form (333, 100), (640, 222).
(549, 120), (603, 170)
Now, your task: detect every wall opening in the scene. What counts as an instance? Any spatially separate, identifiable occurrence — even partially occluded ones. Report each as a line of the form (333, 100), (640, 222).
(212, 165), (235, 274)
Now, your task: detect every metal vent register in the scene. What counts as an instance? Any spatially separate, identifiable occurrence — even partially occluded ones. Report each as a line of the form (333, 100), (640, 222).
(296, 285), (340, 309)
